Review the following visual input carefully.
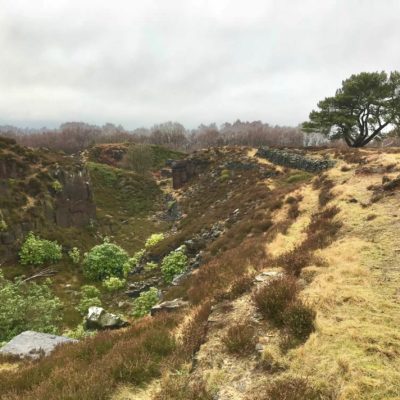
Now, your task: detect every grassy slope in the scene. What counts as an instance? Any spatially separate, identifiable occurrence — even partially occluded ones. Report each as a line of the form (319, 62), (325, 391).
(2, 147), (400, 399)
(151, 149), (400, 399)
(287, 152), (400, 399)
(88, 143), (185, 171)
(1, 143), (171, 329)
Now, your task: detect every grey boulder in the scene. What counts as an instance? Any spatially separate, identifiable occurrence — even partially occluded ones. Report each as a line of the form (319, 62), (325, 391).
(85, 306), (129, 330)
(0, 331), (77, 359)
(151, 298), (189, 316)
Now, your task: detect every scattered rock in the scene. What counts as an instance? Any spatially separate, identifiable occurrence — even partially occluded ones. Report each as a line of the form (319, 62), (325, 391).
(85, 307), (128, 330)
(171, 271), (191, 286)
(125, 278), (160, 298)
(254, 271), (282, 283)
(383, 175), (400, 191)
(0, 331), (77, 360)
(150, 298), (189, 316)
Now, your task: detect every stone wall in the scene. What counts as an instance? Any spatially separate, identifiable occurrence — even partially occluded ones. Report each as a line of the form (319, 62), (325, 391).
(256, 147), (335, 172)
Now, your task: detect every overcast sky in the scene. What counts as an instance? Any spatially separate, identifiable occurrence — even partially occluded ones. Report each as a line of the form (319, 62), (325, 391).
(1, 0), (399, 130)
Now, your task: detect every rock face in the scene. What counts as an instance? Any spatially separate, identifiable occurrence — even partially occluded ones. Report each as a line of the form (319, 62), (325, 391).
(171, 159), (209, 189)
(256, 147), (335, 172)
(0, 331), (77, 359)
(150, 298), (189, 316)
(85, 306), (129, 330)
(54, 168), (96, 228)
(0, 139), (97, 261)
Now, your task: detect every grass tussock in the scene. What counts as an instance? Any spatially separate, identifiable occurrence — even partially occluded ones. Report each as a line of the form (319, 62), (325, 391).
(250, 375), (325, 400)
(222, 323), (256, 355)
(154, 373), (213, 400)
(282, 301), (316, 340)
(253, 276), (298, 326)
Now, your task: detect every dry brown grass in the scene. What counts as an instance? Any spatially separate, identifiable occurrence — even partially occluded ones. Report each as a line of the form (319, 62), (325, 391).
(222, 323), (256, 355)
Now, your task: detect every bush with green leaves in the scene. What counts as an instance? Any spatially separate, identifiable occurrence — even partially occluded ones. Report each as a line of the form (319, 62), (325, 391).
(144, 261), (158, 271)
(68, 247), (80, 264)
(63, 324), (97, 340)
(0, 270), (62, 342)
(19, 232), (62, 266)
(83, 238), (130, 281)
(102, 277), (126, 292)
(145, 233), (165, 249)
(161, 246), (188, 283)
(0, 218), (7, 232)
(51, 180), (63, 193)
(123, 249), (146, 275)
(76, 285), (102, 315)
(132, 287), (159, 318)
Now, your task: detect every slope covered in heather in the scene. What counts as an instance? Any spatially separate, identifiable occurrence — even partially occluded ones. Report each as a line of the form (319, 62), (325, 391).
(1, 144), (400, 400)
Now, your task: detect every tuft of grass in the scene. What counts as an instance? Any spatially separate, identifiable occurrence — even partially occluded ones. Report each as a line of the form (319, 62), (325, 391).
(222, 323), (256, 356)
(283, 300), (316, 340)
(276, 248), (314, 276)
(253, 276), (298, 326)
(154, 372), (213, 400)
(284, 171), (312, 184)
(251, 374), (324, 400)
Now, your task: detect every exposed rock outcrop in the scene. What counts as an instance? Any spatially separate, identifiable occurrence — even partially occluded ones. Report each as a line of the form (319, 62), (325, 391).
(0, 331), (77, 359)
(150, 298), (189, 316)
(54, 167), (96, 228)
(172, 158), (209, 189)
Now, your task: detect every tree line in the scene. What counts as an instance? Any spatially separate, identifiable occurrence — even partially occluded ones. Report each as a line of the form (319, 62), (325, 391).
(0, 120), (319, 154)
(3, 71), (400, 152)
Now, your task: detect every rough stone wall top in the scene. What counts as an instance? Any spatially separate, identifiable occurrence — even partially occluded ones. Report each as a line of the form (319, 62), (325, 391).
(256, 147), (335, 172)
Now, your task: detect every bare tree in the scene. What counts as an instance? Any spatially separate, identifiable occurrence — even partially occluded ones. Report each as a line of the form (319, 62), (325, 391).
(121, 144), (154, 175)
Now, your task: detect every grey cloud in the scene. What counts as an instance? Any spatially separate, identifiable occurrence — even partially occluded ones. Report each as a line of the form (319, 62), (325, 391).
(1, 0), (400, 128)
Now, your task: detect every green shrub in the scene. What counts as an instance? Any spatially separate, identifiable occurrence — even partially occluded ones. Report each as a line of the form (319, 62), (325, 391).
(76, 285), (102, 315)
(145, 233), (165, 249)
(222, 323), (256, 355)
(253, 276), (298, 326)
(220, 169), (231, 181)
(83, 238), (130, 281)
(144, 261), (159, 271)
(63, 324), (96, 340)
(161, 246), (188, 283)
(102, 277), (126, 292)
(19, 232), (62, 266)
(283, 301), (316, 340)
(132, 287), (159, 318)
(124, 249), (146, 274)
(285, 172), (312, 184)
(0, 270), (62, 342)
(51, 179), (63, 193)
(68, 247), (80, 264)
(0, 218), (7, 232)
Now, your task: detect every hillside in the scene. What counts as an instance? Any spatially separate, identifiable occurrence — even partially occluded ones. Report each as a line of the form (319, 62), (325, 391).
(1, 143), (400, 399)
